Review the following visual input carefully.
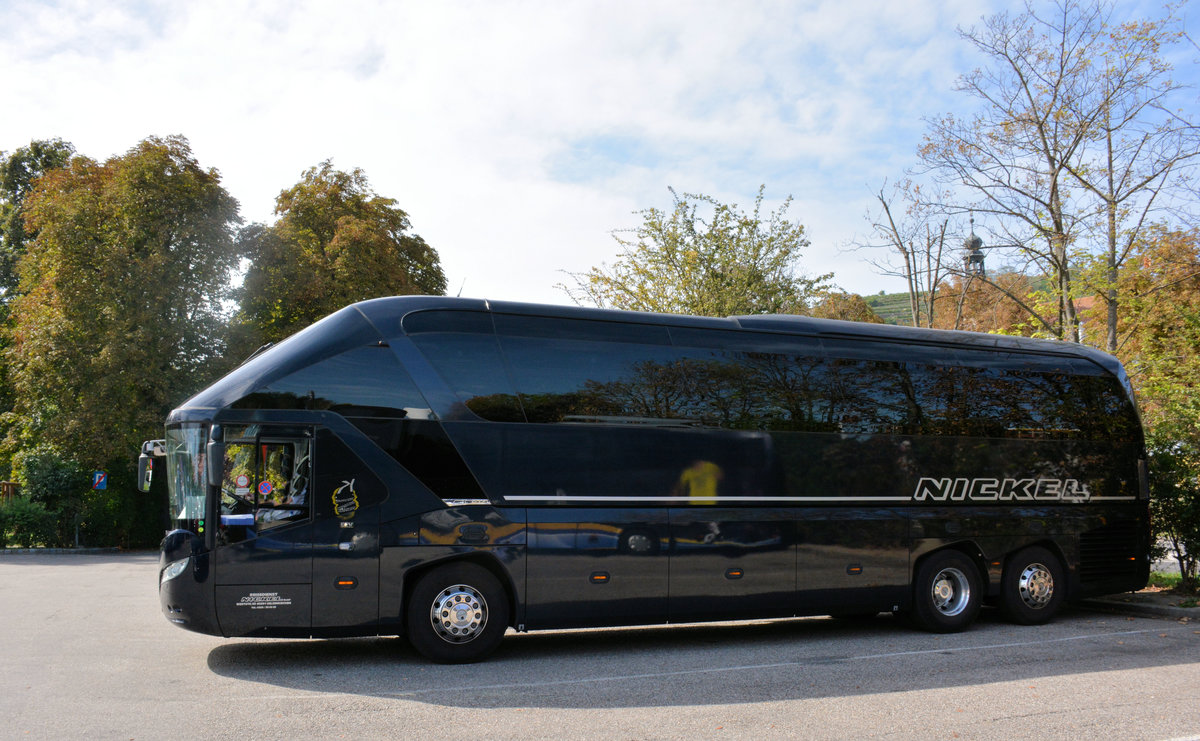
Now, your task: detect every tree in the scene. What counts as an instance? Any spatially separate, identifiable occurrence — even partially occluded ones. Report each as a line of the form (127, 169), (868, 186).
(7, 135), (241, 467)
(1147, 420), (1200, 592)
(863, 180), (958, 328)
(12, 445), (89, 547)
(1064, 11), (1199, 353)
(920, 0), (1196, 344)
(237, 161), (446, 345)
(0, 140), (77, 474)
(808, 292), (884, 323)
(561, 186), (830, 317)
(933, 272), (1041, 334)
(1100, 226), (1200, 417)
(920, 1), (1093, 340)
(1103, 226), (1200, 588)
(0, 138), (75, 299)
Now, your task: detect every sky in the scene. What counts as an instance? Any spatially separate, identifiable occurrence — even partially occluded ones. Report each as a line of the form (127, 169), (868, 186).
(2, 0), (1196, 307)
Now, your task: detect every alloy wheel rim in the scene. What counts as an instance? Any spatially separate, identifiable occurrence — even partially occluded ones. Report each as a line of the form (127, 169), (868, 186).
(931, 567), (971, 616)
(430, 584), (488, 644)
(1017, 563), (1055, 609)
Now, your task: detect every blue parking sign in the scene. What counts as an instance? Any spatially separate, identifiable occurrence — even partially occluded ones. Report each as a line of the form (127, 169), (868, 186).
(92, 471), (107, 490)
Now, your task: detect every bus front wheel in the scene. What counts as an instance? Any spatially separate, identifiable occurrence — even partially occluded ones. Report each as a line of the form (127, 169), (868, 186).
(1000, 546), (1064, 625)
(406, 562), (509, 664)
(910, 550), (982, 633)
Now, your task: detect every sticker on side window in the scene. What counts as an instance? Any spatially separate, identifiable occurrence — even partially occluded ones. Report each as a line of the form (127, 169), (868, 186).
(333, 479), (359, 519)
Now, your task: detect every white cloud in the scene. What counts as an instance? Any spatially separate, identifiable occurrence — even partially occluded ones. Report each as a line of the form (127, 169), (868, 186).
(15, 0), (1181, 309)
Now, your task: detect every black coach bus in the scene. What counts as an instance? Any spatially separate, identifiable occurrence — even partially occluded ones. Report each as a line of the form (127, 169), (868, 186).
(141, 296), (1149, 663)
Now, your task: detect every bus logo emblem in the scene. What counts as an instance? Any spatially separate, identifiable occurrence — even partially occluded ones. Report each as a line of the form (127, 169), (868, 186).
(913, 477), (1091, 502)
(333, 479), (359, 519)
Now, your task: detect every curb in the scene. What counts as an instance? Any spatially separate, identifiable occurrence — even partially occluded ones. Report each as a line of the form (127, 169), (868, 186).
(1079, 597), (1197, 621)
(0, 547), (121, 555)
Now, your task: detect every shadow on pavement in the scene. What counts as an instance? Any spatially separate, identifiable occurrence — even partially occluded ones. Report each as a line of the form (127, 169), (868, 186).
(205, 607), (1199, 709)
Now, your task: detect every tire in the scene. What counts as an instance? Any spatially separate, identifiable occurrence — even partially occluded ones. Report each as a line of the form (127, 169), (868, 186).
(406, 562), (510, 664)
(910, 550), (982, 633)
(1000, 546), (1065, 625)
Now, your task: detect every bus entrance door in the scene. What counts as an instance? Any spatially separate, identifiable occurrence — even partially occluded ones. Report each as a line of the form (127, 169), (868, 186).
(308, 428), (381, 633)
(213, 428), (315, 636)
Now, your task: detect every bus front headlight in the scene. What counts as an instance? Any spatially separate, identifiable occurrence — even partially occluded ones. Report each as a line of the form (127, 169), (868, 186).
(160, 557), (190, 585)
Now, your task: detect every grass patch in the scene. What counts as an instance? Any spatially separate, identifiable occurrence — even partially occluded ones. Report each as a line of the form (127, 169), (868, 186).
(1147, 571), (1182, 589)
(864, 293), (912, 325)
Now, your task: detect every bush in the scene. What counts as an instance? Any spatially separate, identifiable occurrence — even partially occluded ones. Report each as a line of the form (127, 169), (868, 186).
(1148, 434), (1200, 594)
(78, 460), (167, 549)
(15, 447), (88, 505)
(1, 496), (58, 548)
(13, 447), (89, 547)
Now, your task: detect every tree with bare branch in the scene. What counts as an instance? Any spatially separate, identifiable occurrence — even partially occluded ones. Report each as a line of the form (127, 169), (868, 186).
(863, 180), (957, 328)
(919, 0), (1197, 344)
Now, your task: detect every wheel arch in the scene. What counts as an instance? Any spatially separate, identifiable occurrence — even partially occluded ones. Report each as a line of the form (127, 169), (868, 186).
(1003, 539), (1068, 570)
(400, 552), (518, 633)
(912, 540), (989, 587)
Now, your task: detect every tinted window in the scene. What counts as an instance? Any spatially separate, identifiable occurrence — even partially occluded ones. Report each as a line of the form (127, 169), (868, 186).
(404, 310), (524, 422)
(668, 329), (833, 431)
(1063, 359), (1141, 442)
(952, 350), (1136, 440)
(234, 345), (432, 419)
(820, 339), (926, 435)
(347, 418), (486, 500)
(952, 350), (1047, 436)
(905, 361), (972, 435)
(495, 315), (676, 424)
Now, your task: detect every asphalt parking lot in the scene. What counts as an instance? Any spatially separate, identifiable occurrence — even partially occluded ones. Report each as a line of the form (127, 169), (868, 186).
(1, 552), (1198, 740)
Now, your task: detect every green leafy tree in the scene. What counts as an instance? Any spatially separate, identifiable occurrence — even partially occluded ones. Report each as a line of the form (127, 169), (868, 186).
(237, 161), (446, 346)
(0, 496), (57, 548)
(0, 139), (76, 474)
(7, 135), (241, 469)
(0, 138), (75, 299)
(1147, 421), (1200, 592)
(808, 292), (885, 323)
(561, 186), (831, 317)
(1107, 227), (1200, 589)
(12, 446), (89, 546)
(1103, 227), (1200, 418)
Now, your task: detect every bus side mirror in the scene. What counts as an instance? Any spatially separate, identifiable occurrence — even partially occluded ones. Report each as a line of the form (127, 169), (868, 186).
(138, 440), (166, 493)
(207, 440), (225, 489)
(138, 454), (153, 492)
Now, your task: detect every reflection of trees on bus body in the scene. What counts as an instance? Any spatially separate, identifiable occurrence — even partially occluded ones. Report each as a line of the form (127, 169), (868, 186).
(455, 345), (1132, 446)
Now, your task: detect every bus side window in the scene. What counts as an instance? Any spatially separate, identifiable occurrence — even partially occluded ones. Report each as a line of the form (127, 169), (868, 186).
(255, 440), (310, 531)
(949, 349), (1032, 437)
(494, 314), (675, 424)
(820, 339), (922, 435)
(404, 310), (525, 422)
(221, 445), (255, 505)
(667, 328), (832, 432)
(218, 437), (311, 542)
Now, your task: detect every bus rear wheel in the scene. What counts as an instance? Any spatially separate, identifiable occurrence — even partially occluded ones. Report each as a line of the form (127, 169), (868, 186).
(911, 550), (981, 633)
(406, 562), (509, 664)
(1000, 546), (1064, 625)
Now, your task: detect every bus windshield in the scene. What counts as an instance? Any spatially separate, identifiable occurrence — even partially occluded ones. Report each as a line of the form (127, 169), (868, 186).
(166, 424), (208, 529)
